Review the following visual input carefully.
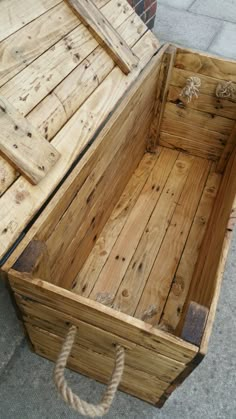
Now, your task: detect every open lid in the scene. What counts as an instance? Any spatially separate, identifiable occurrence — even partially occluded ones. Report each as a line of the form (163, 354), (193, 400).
(0, 0), (161, 263)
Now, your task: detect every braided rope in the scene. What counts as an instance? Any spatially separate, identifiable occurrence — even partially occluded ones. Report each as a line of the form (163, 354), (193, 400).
(180, 76), (201, 103)
(216, 81), (236, 101)
(54, 325), (125, 417)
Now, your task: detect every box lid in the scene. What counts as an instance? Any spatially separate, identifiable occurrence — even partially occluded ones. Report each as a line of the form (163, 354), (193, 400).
(0, 0), (160, 263)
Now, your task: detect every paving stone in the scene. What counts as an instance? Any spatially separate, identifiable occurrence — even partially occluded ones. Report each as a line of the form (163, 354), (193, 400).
(0, 278), (24, 375)
(159, 0), (195, 10)
(209, 22), (236, 59)
(190, 0), (236, 24)
(154, 4), (223, 50)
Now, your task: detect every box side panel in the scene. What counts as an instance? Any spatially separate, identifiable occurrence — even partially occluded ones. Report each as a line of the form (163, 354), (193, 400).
(8, 272), (199, 406)
(159, 48), (236, 164)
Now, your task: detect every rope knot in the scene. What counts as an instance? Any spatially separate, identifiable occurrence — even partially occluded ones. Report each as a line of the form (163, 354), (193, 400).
(216, 81), (236, 101)
(180, 76), (201, 103)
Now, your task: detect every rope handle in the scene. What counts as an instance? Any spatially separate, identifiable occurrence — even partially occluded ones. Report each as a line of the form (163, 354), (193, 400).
(54, 325), (125, 417)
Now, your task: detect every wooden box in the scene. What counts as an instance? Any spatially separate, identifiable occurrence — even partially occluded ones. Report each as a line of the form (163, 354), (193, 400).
(1, 0), (236, 413)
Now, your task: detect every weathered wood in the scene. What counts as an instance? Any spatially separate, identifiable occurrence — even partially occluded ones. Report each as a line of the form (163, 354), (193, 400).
(181, 302), (209, 346)
(0, 31), (160, 261)
(66, 0), (139, 74)
(0, 6), (146, 196)
(72, 152), (157, 297)
(8, 272), (198, 364)
(148, 45), (176, 151)
(160, 167), (221, 332)
(217, 121), (236, 173)
(135, 157), (210, 325)
(89, 148), (179, 304)
(0, 97), (60, 184)
(12, 240), (51, 281)
(113, 152), (193, 316)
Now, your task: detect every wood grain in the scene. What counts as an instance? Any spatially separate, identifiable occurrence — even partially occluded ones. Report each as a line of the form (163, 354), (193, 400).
(0, 97), (60, 184)
(66, 0), (139, 74)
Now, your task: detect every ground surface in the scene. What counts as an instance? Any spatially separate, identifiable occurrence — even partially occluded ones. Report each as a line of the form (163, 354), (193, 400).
(0, 1), (236, 418)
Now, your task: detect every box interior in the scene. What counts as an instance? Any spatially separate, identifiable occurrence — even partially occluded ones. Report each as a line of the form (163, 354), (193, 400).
(8, 47), (236, 339)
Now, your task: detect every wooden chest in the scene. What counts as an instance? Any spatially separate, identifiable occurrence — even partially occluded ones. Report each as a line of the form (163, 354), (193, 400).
(0, 0), (236, 415)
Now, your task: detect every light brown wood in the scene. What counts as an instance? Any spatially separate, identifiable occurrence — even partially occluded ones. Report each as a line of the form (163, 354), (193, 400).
(0, 31), (160, 260)
(177, 149), (236, 337)
(66, 0), (139, 74)
(217, 121), (236, 173)
(72, 152), (158, 297)
(175, 48), (236, 82)
(160, 167), (221, 332)
(148, 45), (176, 151)
(0, 6), (145, 196)
(0, 97), (60, 184)
(112, 153), (193, 315)
(0, 0), (61, 42)
(9, 272), (198, 363)
(89, 148), (179, 304)
(135, 157), (210, 325)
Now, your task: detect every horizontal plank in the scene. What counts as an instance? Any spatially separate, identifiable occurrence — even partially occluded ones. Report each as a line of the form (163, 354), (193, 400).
(29, 325), (165, 404)
(0, 0), (61, 42)
(175, 48), (236, 82)
(0, 96), (60, 184)
(164, 102), (234, 136)
(168, 85), (236, 120)
(16, 295), (185, 383)
(66, 0), (138, 74)
(0, 31), (160, 260)
(159, 132), (222, 161)
(9, 272), (198, 363)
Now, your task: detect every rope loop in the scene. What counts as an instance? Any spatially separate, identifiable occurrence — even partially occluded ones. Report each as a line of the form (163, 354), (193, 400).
(54, 325), (125, 417)
(216, 81), (236, 101)
(180, 76), (201, 103)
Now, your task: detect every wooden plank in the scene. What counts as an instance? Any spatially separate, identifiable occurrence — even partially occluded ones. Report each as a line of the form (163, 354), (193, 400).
(12, 240), (51, 281)
(28, 325), (166, 404)
(160, 168), (221, 332)
(45, 57), (160, 287)
(217, 121), (236, 173)
(0, 0), (61, 42)
(171, 67), (236, 98)
(159, 132), (222, 161)
(0, 31), (160, 260)
(164, 102), (235, 136)
(181, 302), (209, 347)
(66, 0), (139, 74)
(72, 152), (158, 297)
(9, 272), (198, 363)
(135, 157), (210, 325)
(0, 7), (146, 196)
(168, 85), (236, 120)
(175, 48), (236, 82)
(148, 45), (176, 151)
(16, 296), (185, 383)
(89, 148), (179, 304)
(179, 149), (236, 318)
(113, 153), (194, 316)
(0, 97), (60, 184)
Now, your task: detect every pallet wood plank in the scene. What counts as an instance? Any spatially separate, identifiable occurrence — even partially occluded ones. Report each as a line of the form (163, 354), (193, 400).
(66, 0), (139, 74)
(89, 148), (179, 304)
(113, 153), (195, 316)
(160, 168), (221, 333)
(72, 152), (157, 297)
(0, 97), (60, 184)
(216, 121), (236, 173)
(135, 157), (210, 325)
(181, 301), (209, 347)
(0, 0), (61, 43)
(8, 272), (198, 363)
(0, 32), (160, 260)
(0, 6), (148, 196)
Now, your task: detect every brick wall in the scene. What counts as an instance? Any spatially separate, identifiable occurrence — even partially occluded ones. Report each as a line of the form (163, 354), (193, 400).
(128, 0), (157, 29)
